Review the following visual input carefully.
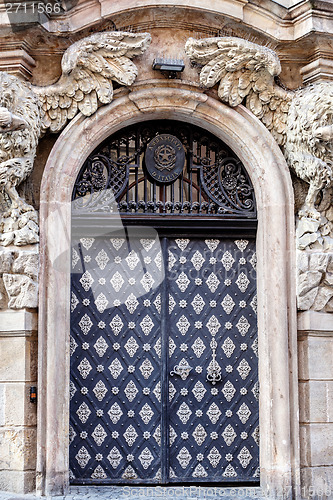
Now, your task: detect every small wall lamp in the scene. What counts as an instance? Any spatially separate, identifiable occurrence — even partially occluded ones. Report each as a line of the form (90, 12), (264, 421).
(152, 57), (185, 78)
(30, 386), (37, 403)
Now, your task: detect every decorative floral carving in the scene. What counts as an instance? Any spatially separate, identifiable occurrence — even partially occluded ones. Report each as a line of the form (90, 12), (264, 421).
(222, 424), (237, 446)
(176, 272), (190, 292)
(191, 337), (206, 358)
(139, 403), (154, 424)
(75, 446), (91, 468)
(92, 424), (107, 446)
(191, 294), (205, 314)
(177, 447), (192, 468)
(221, 295), (235, 314)
(192, 381), (207, 402)
(237, 447), (252, 468)
(207, 447), (221, 468)
(140, 315), (154, 335)
(93, 380), (108, 401)
(177, 402), (192, 424)
(124, 380), (139, 402)
(192, 424), (207, 446)
(139, 358), (154, 379)
(138, 447), (154, 469)
(123, 425), (138, 447)
(206, 403), (221, 424)
(107, 447), (122, 469)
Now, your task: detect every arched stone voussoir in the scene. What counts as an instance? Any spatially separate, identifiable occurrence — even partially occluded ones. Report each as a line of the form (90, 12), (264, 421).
(38, 85), (299, 499)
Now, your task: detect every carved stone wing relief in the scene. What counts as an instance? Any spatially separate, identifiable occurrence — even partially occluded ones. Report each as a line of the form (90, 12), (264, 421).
(185, 36), (292, 146)
(34, 31), (151, 133)
(0, 31), (151, 247)
(186, 36), (333, 226)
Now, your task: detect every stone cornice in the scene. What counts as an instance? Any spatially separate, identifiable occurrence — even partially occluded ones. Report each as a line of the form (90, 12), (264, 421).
(0, 0), (333, 40)
(0, 48), (36, 79)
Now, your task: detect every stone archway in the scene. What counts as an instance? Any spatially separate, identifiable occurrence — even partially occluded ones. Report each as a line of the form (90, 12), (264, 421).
(37, 85), (299, 499)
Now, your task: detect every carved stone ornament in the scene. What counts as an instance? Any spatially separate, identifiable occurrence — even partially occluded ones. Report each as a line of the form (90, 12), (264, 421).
(0, 31), (151, 247)
(185, 36), (333, 223)
(185, 36), (333, 311)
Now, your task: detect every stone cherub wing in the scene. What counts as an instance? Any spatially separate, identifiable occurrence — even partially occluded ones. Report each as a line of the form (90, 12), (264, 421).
(33, 31), (151, 133)
(185, 36), (292, 145)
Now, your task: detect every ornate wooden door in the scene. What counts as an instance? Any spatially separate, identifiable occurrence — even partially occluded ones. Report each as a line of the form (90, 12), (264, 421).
(69, 234), (259, 484)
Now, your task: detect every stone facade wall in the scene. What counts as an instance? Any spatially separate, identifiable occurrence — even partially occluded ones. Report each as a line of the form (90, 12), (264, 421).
(0, 311), (37, 493)
(298, 312), (333, 499)
(0, 248), (38, 493)
(0, 0), (333, 497)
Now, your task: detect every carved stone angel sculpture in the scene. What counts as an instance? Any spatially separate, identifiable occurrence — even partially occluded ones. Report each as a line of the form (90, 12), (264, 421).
(185, 36), (333, 220)
(0, 31), (151, 246)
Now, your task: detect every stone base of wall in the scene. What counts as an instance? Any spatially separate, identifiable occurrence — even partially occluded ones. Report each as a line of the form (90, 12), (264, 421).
(0, 310), (37, 494)
(300, 466), (333, 500)
(298, 311), (333, 500)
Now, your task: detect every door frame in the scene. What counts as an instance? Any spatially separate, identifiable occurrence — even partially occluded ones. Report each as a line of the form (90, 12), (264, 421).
(37, 84), (299, 499)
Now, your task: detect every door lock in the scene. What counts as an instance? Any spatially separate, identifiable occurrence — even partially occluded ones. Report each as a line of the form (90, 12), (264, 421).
(170, 359), (193, 380)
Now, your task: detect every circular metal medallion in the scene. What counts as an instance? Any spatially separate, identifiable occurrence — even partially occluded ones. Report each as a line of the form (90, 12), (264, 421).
(145, 134), (185, 184)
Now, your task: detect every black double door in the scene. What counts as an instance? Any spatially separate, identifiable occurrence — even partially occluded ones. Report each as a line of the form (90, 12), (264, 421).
(69, 234), (259, 484)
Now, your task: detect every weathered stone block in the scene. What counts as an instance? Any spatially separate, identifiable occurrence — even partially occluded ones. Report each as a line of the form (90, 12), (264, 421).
(0, 249), (13, 274)
(298, 232), (319, 250)
(299, 381), (332, 423)
(298, 287), (318, 310)
(0, 427), (37, 470)
(0, 309), (37, 332)
(0, 384), (5, 426)
(327, 254), (333, 273)
(326, 297), (333, 312)
(4, 383), (37, 426)
(12, 248), (38, 279)
(298, 336), (333, 380)
(298, 251), (309, 274)
(298, 271), (322, 296)
(301, 466), (333, 500)
(0, 469), (36, 494)
(313, 285), (333, 311)
(0, 337), (35, 382)
(0, 277), (8, 308)
(328, 381), (333, 423)
(323, 272), (333, 286)
(300, 424), (311, 467)
(307, 424), (333, 466)
(309, 253), (330, 272)
(298, 311), (333, 332)
(297, 219), (320, 239)
(3, 273), (38, 309)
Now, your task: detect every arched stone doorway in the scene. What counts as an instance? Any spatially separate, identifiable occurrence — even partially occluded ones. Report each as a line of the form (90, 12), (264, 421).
(69, 119), (259, 484)
(37, 85), (299, 499)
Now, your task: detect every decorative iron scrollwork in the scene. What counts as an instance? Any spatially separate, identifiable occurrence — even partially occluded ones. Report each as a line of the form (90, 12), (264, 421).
(170, 359), (193, 380)
(72, 120), (256, 218)
(206, 339), (222, 385)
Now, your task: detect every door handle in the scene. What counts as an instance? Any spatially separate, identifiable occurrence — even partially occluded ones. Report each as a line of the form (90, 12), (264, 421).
(170, 359), (193, 380)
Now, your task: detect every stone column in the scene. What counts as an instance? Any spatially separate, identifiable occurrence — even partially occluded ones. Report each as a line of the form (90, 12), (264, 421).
(298, 311), (333, 500)
(0, 246), (38, 493)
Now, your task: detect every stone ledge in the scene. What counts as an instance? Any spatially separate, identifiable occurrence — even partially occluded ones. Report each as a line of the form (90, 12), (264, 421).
(0, 310), (37, 334)
(298, 310), (333, 333)
(301, 57), (333, 84)
(0, 49), (36, 80)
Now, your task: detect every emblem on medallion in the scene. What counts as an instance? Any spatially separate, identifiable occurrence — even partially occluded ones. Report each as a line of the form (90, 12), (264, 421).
(145, 134), (185, 183)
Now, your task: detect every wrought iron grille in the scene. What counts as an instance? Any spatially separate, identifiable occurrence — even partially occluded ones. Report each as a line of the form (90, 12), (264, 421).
(72, 121), (256, 218)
